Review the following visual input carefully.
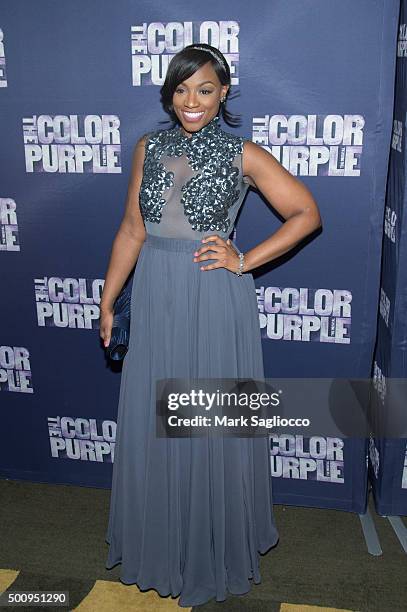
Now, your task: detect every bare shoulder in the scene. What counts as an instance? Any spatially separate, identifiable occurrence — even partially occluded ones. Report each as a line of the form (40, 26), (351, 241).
(242, 139), (294, 189)
(241, 140), (265, 188)
(131, 131), (154, 163)
(128, 133), (151, 175)
(242, 139), (283, 170)
(136, 132), (151, 149)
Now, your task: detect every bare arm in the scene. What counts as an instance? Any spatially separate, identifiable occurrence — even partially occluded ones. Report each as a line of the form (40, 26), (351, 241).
(241, 140), (322, 272)
(100, 134), (148, 314)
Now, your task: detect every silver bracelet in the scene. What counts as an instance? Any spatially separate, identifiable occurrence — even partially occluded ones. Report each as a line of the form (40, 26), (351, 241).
(235, 251), (245, 276)
(228, 238), (245, 276)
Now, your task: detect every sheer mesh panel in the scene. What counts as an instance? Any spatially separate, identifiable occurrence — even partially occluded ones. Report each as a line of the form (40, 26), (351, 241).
(144, 150), (250, 240)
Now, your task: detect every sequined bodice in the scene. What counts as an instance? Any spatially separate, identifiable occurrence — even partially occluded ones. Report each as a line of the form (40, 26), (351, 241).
(139, 115), (250, 240)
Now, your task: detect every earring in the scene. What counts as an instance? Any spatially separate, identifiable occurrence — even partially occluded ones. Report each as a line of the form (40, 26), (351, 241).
(220, 96), (226, 103)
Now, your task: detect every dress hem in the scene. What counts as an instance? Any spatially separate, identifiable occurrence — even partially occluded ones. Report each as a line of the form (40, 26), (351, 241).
(104, 531), (280, 608)
(104, 567), (266, 608)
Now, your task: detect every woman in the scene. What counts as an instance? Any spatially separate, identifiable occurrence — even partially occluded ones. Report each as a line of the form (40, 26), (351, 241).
(100, 43), (321, 607)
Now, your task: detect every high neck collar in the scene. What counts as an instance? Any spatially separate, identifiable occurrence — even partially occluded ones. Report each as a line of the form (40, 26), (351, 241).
(175, 114), (221, 142)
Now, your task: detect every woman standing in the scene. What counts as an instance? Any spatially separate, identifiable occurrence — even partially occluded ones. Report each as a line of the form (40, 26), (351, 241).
(100, 43), (321, 607)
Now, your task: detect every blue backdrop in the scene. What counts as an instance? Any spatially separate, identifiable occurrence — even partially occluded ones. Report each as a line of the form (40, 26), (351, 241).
(369, 0), (407, 517)
(0, 0), (400, 513)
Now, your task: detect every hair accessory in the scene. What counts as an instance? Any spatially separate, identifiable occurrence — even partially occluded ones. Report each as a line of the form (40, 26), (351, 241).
(189, 45), (229, 73)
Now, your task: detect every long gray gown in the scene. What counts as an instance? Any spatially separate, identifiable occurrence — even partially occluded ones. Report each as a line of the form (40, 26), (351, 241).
(105, 114), (279, 607)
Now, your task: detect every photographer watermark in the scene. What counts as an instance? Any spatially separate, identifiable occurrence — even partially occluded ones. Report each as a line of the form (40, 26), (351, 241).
(156, 377), (407, 439)
(157, 378), (313, 438)
(163, 384), (310, 434)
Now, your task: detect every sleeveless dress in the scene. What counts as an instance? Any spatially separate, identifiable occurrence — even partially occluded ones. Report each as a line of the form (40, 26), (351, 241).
(105, 114), (279, 607)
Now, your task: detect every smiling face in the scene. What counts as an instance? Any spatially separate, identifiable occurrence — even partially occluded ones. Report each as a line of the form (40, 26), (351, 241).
(172, 61), (229, 137)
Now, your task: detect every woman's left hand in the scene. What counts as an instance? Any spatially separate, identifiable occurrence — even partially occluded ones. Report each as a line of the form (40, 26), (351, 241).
(193, 235), (242, 273)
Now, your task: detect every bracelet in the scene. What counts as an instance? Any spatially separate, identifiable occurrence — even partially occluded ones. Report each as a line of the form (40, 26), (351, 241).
(228, 238), (245, 276)
(235, 251), (245, 276)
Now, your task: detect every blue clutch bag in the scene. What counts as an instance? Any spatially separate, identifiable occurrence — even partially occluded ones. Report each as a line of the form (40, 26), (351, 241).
(106, 275), (133, 361)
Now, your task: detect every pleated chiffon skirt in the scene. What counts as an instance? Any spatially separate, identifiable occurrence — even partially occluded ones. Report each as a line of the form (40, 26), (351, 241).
(105, 232), (279, 608)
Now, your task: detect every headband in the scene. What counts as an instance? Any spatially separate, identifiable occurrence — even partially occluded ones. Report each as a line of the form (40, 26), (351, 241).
(189, 45), (228, 74)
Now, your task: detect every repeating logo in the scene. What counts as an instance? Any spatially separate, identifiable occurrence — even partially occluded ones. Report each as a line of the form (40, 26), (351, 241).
(384, 205), (397, 244)
(0, 346), (33, 393)
(256, 286), (352, 343)
(0, 198), (19, 251)
(0, 28), (6, 88)
(379, 286), (391, 327)
(131, 20), (240, 86)
(251, 114), (364, 176)
(48, 416), (116, 462)
(23, 115), (122, 173)
(269, 435), (344, 483)
(372, 360), (386, 405)
(397, 23), (407, 58)
(369, 436), (380, 479)
(391, 118), (403, 152)
(34, 276), (103, 329)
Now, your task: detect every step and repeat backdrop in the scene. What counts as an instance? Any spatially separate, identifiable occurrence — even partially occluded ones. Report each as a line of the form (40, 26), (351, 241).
(369, 0), (407, 517)
(0, 0), (401, 513)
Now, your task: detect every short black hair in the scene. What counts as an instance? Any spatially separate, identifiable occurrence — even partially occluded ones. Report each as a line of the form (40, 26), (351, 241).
(159, 43), (241, 128)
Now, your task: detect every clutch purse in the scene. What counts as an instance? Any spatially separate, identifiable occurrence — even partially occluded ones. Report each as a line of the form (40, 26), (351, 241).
(105, 274), (134, 361)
